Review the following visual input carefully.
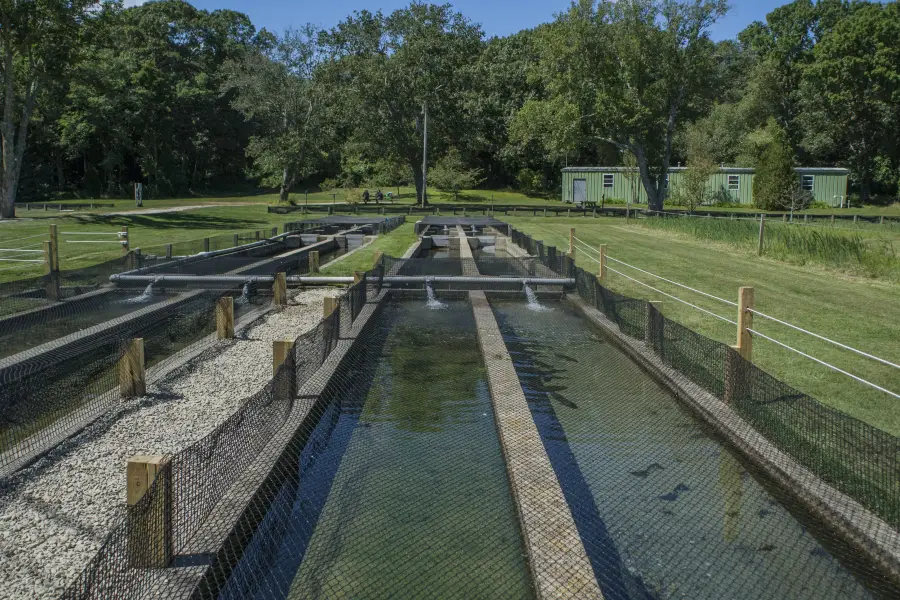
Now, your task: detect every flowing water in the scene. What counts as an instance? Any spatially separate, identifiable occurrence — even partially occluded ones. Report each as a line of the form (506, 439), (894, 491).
(222, 299), (533, 599)
(425, 280), (448, 310)
(120, 280), (158, 304)
(490, 297), (882, 600)
(523, 283), (552, 312)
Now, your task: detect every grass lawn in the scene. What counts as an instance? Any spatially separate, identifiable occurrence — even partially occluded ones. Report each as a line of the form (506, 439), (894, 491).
(506, 216), (900, 436)
(0, 206), (302, 282)
(321, 223), (419, 276)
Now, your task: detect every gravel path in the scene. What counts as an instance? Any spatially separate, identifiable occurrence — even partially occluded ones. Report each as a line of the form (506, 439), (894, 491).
(0, 288), (339, 599)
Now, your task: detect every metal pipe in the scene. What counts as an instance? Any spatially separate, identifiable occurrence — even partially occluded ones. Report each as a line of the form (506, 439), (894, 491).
(110, 274), (574, 286)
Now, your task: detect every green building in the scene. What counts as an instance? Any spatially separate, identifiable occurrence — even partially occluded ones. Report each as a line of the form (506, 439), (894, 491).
(561, 166), (850, 207)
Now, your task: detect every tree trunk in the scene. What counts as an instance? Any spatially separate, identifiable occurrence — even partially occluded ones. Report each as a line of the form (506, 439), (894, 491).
(632, 145), (663, 211)
(279, 167), (291, 203)
(411, 162), (427, 207)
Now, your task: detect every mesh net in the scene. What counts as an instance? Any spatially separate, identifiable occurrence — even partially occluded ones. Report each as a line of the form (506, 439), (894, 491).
(2, 224), (899, 599)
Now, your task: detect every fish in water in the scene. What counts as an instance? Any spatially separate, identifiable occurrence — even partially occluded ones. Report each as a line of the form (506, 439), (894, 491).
(629, 463), (665, 478)
(554, 353), (578, 363)
(659, 483), (690, 502)
(549, 392), (579, 410)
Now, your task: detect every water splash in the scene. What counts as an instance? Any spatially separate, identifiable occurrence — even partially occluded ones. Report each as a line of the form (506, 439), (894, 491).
(235, 282), (251, 306)
(524, 283), (552, 312)
(426, 279), (447, 310)
(121, 278), (159, 304)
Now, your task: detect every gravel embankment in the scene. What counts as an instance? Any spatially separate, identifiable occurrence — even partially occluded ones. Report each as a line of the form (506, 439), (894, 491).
(0, 288), (338, 599)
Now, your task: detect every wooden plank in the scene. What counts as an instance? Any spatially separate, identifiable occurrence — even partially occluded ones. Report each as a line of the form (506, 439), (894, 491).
(216, 296), (234, 340)
(126, 455), (172, 568)
(309, 250), (320, 274)
(119, 338), (146, 398)
(736, 287), (754, 361)
(273, 272), (287, 306)
(323, 295), (339, 318)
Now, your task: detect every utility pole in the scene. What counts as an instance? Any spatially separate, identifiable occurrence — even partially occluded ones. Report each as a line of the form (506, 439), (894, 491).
(421, 101), (428, 208)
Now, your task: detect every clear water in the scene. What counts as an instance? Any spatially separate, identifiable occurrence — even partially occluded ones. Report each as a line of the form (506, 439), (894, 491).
(490, 298), (879, 600)
(224, 299), (533, 599)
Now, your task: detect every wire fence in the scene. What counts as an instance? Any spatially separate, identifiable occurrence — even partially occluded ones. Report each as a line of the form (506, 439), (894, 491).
(513, 227), (900, 534)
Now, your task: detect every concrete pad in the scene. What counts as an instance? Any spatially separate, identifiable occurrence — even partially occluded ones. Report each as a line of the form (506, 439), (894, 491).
(470, 290), (602, 599)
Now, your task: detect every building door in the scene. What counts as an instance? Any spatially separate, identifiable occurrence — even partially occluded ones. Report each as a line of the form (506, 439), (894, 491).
(573, 179), (587, 205)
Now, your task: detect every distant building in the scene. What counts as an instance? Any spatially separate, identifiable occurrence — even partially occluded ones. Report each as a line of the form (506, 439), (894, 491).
(561, 166), (850, 207)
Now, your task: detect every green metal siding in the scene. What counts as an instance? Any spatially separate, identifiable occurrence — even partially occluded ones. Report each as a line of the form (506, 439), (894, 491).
(562, 168), (849, 207)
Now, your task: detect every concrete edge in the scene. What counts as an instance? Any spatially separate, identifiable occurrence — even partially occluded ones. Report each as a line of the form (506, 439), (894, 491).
(566, 295), (900, 585)
(0, 287), (115, 334)
(470, 289), (602, 600)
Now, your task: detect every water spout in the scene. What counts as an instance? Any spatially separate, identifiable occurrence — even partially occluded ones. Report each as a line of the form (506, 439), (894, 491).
(426, 279), (447, 310)
(121, 278), (159, 304)
(524, 283), (551, 312)
(235, 282), (252, 306)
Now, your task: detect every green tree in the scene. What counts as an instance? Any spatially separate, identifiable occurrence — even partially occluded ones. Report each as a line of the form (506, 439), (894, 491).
(753, 120), (796, 210)
(799, 2), (900, 202)
(320, 4), (483, 206)
(428, 148), (483, 200)
(517, 0), (727, 211)
(369, 157), (411, 197)
(223, 26), (331, 202)
(0, 0), (97, 217)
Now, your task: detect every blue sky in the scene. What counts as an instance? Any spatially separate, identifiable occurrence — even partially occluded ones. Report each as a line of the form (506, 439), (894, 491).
(136, 0), (788, 41)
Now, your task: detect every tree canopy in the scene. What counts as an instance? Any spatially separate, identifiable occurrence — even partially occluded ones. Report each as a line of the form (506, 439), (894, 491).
(2, 0), (900, 213)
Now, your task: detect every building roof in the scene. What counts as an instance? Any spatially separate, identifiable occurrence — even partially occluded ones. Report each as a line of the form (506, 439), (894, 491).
(562, 166), (850, 175)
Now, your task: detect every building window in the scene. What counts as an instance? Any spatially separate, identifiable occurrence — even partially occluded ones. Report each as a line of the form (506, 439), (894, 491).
(603, 174), (614, 188)
(801, 174), (814, 191)
(727, 175), (740, 191)
(664, 174), (669, 189)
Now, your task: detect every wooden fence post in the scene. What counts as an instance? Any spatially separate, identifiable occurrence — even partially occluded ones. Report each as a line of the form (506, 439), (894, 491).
(49, 224), (59, 271)
(203, 237), (210, 253)
(121, 226), (129, 254)
(323, 295), (339, 318)
(273, 272), (287, 306)
(372, 250), (384, 268)
(725, 287), (754, 405)
(598, 244), (607, 284)
(757, 214), (765, 256)
(273, 339), (296, 400)
(233, 234), (239, 247)
(216, 296), (234, 340)
(126, 455), (172, 568)
(309, 251), (320, 274)
(568, 227), (576, 258)
(43, 241), (61, 301)
(165, 244), (173, 259)
(645, 301), (664, 352)
(272, 227), (278, 237)
(119, 338), (146, 397)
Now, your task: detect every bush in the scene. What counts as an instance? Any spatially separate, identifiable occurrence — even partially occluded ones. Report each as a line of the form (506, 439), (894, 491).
(319, 178), (338, 192)
(809, 201), (831, 210)
(753, 120), (796, 210)
(516, 168), (543, 195)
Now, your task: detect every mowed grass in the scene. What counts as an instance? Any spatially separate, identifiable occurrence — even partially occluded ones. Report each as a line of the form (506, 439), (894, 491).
(639, 216), (900, 282)
(321, 223), (419, 276)
(506, 216), (900, 436)
(0, 206), (302, 282)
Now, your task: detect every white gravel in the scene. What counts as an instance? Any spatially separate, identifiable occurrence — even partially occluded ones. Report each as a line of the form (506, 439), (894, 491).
(0, 287), (340, 599)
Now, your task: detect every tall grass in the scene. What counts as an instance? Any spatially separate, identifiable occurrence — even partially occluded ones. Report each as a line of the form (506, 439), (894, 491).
(639, 216), (900, 281)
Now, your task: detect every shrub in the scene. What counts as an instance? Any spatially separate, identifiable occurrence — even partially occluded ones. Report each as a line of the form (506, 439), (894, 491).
(753, 120), (796, 210)
(516, 168), (543, 195)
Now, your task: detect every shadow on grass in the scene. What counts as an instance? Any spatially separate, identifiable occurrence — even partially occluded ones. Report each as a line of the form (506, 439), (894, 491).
(69, 211), (270, 231)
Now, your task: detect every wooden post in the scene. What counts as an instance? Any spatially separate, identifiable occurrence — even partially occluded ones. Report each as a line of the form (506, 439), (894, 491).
(757, 214), (765, 256)
(233, 234), (239, 247)
(203, 237), (210, 252)
(353, 271), (363, 284)
(372, 250), (384, 268)
(568, 228), (575, 257)
(645, 301), (664, 353)
(880, 216), (885, 225)
(126, 455), (172, 568)
(255, 230), (261, 241)
(273, 272), (287, 306)
(323, 295), (339, 318)
(131, 248), (142, 271)
(543, 208), (547, 218)
(803, 214), (808, 223)
(309, 251), (320, 274)
(598, 244), (607, 284)
(273, 340), (295, 377)
(272, 227), (278, 237)
(165, 244), (172, 259)
(119, 338), (146, 397)
(48, 224), (59, 271)
(782, 214), (787, 223)
(735, 287), (754, 361)
(121, 226), (129, 254)
(831, 214), (835, 225)
(43, 241), (61, 301)
(216, 296), (234, 340)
